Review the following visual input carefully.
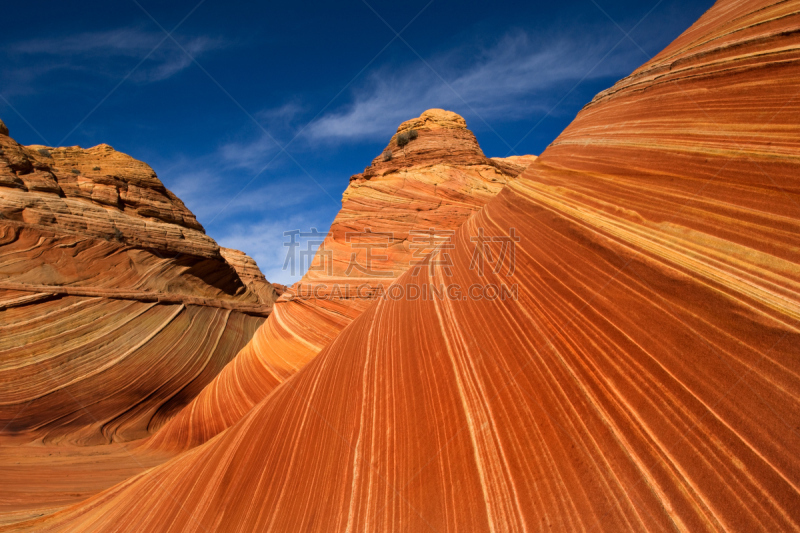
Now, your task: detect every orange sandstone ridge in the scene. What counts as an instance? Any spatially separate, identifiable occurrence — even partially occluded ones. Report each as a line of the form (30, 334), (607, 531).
(10, 0), (800, 530)
(0, 128), (279, 520)
(144, 108), (536, 451)
(0, 108), (533, 522)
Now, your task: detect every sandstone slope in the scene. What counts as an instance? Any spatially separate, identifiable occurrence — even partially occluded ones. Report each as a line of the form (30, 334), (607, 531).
(144, 109), (536, 451)
(14, 0), (800, 530)
(0, 131), (277, 521)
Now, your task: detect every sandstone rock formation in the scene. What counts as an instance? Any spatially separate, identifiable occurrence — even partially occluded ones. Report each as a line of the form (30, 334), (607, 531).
(11, 0), (799, 530)
(0, 128), (277, 520)
(143, 109), (536, 452)
(220, 247), (281, 304)
(270, 281), (287, 295)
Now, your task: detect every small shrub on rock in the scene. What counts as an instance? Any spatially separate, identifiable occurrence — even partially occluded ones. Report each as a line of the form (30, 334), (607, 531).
(397, 132), (411, 147)
(37, 148), (51, 158)
(71, 169), (81, 175)
(93, 166), (101, 171)
(382, 149), (393, 162)
(408, 129), (418, 140)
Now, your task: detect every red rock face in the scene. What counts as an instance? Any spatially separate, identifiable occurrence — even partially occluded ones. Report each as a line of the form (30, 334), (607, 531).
(7, 0), (800, 530)
(143, 109), (536, 452)
(0, 129), (278, 520)
(0, 134), (261, 297)
(220, 247), (281, 304)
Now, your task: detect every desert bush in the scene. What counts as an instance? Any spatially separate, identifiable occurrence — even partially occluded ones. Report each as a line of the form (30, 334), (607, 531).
(382, 149), (393, 162)
(93, 166), (101, 171)
(397, 132), (411, 147)
(408, 129), (418, 140)
(37, 148), (51, 158)
(71, 169), (80, 175)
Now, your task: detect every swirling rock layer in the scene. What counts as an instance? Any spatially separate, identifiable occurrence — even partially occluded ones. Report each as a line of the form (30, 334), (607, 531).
(0, 130), (276, 520)
(14, 0), (800, 530)
(0, 291), (264, 444)
(0, 128), (276, 441)
(145, 109), (536, 451)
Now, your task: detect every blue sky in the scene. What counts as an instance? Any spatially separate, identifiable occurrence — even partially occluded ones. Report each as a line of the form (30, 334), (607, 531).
(0, 0), (713, 284)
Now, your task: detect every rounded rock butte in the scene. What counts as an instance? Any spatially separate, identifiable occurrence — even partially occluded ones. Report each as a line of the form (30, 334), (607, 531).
(396, 108), (467, 132)
(0, 129), (278, 522)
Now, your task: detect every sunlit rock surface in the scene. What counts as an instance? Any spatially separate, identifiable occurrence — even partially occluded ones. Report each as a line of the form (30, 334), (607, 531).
(12, 0), (800, 530)
(220, 247), (281, 305)
(144, 108), (536, 452)
(0, 130), (276, 522)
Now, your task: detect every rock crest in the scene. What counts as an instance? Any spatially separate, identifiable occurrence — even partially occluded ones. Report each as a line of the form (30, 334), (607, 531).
(144, 109), (537, 451)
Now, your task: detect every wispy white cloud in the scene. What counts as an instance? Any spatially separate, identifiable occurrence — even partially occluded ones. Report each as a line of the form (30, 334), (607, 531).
(305, 30), (640, 143)
(11, 28), (163, 56)
(160, 126), (331, 229)
(218, 133), (280, 171)
(256, 102), (306, 128)
(215, 212), (331, 285)
(4, 27), (224, 86)
(159, 140), (335, 285)
(198, 28), (648, 282)
(169, 168), (321, 224)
